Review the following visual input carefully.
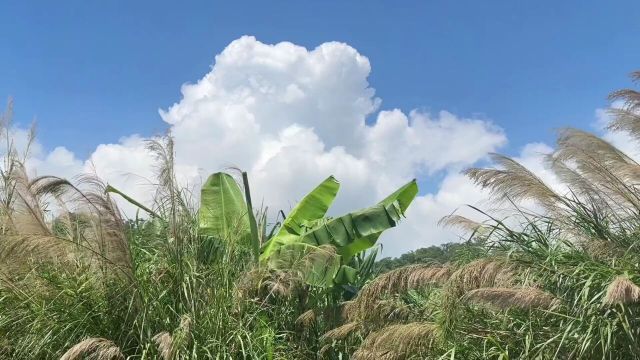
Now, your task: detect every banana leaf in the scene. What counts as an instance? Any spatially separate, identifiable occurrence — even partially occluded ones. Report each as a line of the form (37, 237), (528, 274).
(260, 175), (340, 260)
(198, 172), (251, 244)
(296, 179), (417, 259)
(334, 265), (357, 285)
(263, 178), (418, 288)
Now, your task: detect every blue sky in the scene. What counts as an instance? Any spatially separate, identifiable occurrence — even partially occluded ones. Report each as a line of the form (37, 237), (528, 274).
(2, 1), (640, 255)
(3, 1), (639, 157)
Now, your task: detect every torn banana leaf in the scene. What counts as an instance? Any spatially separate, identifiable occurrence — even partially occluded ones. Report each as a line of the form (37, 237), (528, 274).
(261, 175), (340, 260)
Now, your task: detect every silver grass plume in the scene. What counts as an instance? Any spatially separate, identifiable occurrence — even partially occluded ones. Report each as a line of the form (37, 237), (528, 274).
(152, 314), (192, 360)
(464, 287), (560, 310)
(352, 322), (438, 360)
(438, 214), (486, 235)
(295, 309), (316, 329)
(603, 275), (640, 305)
(465, 153), (560, 211)
(351, 264), (450, 320)
(320, 322), (361, 342)
(59, 338), (124, 360)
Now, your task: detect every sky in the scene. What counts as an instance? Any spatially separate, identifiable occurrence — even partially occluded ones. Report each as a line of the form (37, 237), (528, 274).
(1, 1), (640, 257)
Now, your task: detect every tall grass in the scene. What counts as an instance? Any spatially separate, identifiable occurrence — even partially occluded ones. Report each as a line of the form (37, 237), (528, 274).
(0, 114), (311, 358)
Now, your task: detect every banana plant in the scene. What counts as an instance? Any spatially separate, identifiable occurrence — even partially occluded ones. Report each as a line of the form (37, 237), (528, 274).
(261, 176), (418, 287)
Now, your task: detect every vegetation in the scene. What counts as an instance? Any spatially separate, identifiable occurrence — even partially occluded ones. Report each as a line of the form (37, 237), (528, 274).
(2, 71), (640, 359)
(375, 243), (466, 274)
(322, 72), (640, 359)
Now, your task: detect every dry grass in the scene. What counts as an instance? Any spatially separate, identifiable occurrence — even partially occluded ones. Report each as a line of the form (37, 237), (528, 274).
(152, 314), (192, 360)
(464, 287), (559, 310)
(320, 322), (361, 342)
(237, 267), (304, 302)
(445, 259), (514, 298)
(346, 264), (449, 325)
(295, 309), (316, 329)
(60, 338), (124, 360)
(603, 275), (640, 305)
(343, 299), (411, 328)
(438, 214), (485, 234)
(352, 322), (438, 360)
(152, 332), (173, 360)
(358, 265), (450, 303)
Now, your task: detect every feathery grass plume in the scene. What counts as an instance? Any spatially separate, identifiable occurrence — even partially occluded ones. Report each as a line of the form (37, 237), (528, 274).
(438, 214), (485, 234)
(553, 129), (640, 208)
(268, 243), (340, 284)
(608, 71), (640, 112)
(544, 155), (601, 203)
(349, 349), (399, 360)
(153, 332), (174, 360)
(463, 287), (559, 310)
(606, 108), (640, 140)
(237, 267), (303, 302)
(581, 238), (626, 261)
(7, 163), (51, 236)
(352, 322), (438, 360)
(345, 299), (411, 328)
(296, 309), (316, 329)
(350, 264), (449, 324)
(320, 322), (361, 342)
(60, 338), (125, 360)
(0, 234), (73, 274)
(603, 275), (640, 305)
(152, 315), (192, 360)
(341, 300), (356, 320)
(464, 153), (560, 211)
(441, 259), (513, 334)
(358, 264), (450, 303)
(174, 314), (192, 350)
(74, 174), (133, 275)
(146, 136), (193, 220)
(261, 271), (303, 299)
(318, 344), (333, 358)
(446, 259), (514, 296)
(555, 128), (635, 167)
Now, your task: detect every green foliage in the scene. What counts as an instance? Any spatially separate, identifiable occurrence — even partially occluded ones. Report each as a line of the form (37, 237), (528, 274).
(261, 178), (417, 289)
(261, 175), (339, 260)
(375, 242), (467, 273)
(198, 172), (251, 245)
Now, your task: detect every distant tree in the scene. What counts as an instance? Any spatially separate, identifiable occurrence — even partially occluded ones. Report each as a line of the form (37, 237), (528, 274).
(375, 242), (467, 273)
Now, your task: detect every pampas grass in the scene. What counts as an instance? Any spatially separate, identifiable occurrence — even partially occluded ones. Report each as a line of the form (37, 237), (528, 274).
(603, 276), (640, 305)
(352, 322), (438, 360)
(464, 287), (559, 310)
(60, 338), (124, 360)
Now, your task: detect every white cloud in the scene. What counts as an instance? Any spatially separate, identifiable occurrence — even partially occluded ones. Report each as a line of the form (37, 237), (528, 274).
(24, 36), (518, 257)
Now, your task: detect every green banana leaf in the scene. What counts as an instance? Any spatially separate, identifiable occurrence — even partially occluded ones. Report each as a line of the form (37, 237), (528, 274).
(334, 265), (357, 285)
(299, 201), (402, 259)
(263, 178), (417, 261)
(293, 179), (417, 260)
(260, 176), (340, 260)
(198, 173), (251, 244)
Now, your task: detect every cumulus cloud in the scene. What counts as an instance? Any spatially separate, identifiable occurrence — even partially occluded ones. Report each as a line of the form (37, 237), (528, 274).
(25, 36), (522, 256)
